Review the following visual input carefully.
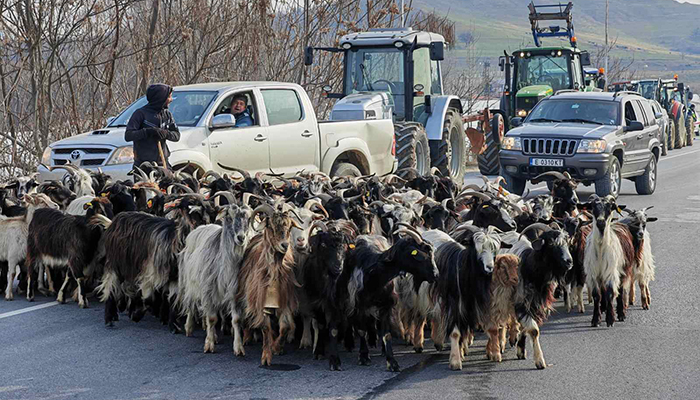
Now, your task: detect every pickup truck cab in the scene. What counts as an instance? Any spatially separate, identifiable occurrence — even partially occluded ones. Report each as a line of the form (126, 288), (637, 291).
(499, 91), (662, 198)
(38, 82), (397, 182)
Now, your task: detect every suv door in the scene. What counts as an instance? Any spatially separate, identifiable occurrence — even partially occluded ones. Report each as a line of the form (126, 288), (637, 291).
(621, 99), (642, 174)
(262, 88), (319, 176)
(207, 90), (271, 175)
(631, 99), (655, 172)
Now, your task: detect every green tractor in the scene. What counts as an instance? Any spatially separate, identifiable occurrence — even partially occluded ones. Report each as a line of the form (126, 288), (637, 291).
(305, 28), (468, 184)
(480, 1), (592, 175)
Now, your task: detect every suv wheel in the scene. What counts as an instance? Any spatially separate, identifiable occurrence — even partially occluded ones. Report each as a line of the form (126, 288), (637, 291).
(595, 156), (621, 198)
(635, 155), (657, 195)
(500, 167), (526, 196)
(661, 124), (669, 156)
(331, 162), (361, 178)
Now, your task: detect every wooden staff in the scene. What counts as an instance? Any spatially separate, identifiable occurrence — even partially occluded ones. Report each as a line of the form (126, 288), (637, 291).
(157, 141), (167, 167)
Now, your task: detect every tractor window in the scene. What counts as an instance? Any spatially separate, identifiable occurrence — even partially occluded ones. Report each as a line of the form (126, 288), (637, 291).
(345, 48), (405, 119)
(516, 54), (572, 92)
(638, 81), (657, 100)
(413, 48), (431, 116)
(571, 57), (582, 89)
(431, 60), (442, 95)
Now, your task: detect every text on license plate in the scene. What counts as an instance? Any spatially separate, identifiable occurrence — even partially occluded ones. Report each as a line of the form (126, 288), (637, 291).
(530, 158), (564, 167)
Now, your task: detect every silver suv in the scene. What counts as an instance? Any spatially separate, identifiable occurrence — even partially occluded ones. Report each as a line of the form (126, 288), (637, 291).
(499, 91), (662, 198)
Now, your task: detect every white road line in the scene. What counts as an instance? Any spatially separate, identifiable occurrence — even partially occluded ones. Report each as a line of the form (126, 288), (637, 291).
(663, 148), (700, 161)
(0, 301), (58, 320)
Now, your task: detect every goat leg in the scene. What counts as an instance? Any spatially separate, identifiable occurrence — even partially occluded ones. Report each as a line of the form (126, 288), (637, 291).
(616, 283), (626, 322)
(448, 325), (463, 370)
(380, 316), (400, 372)
(412, 317), (426, 353)
(486, 326), (501, 362)
(604, 285), (615, 327)
(56, 272), (70, 304)
(575, 285), (585, 313)
(516, 331), (527, 360)
(431, 318), (445, 352)
(4, 259), (15, 301)
(204, 314), (218, 353)
(299, 317), (313, 349)
(260, 316), (273, 367)
(185, 311), (196, 337)
(326, 318), (342, 371)
(628, 280), (636, 306)
(356, 317), (372, 366)
(591, 287), (602, 327)
(231, 306), (245, 357)
(76, 277), (89, 309)
(343, 326), (355, 353)
(529, 326), (546, 370)
(25, 256), (36, 302)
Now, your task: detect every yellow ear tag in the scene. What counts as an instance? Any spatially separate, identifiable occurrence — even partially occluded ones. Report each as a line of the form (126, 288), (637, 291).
(411, 250), (418, 256)
(616, 207), (622, 213)
(348, 244), (356, 249)
(147, 199), (153, 208)
(83, 202), (93, 210)
(101, 193), (108, 197)
(366, 191), (370, 197)
(482, 204), (490, 209)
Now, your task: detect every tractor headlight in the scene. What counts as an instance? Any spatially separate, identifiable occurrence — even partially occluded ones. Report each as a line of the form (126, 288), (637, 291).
(107, 146), (135, 165)
(41, 147), (52, 165)
(577, 139), (607, 153)
(517, 109), (528, 117)
(502, 137), (522, 151)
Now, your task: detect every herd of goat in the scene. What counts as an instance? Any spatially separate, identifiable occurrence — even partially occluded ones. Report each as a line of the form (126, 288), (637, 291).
(0, 162), (657, 371)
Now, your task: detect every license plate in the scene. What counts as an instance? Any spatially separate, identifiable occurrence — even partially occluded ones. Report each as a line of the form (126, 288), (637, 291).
(530, 158), (564, 167)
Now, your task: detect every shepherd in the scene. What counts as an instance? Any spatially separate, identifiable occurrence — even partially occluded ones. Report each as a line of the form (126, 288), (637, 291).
(125, 83), (181, 169)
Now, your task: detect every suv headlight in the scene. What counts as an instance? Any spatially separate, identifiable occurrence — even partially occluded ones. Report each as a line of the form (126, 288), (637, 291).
(107, 146), (134, 165)
(501, 137), (522, 151)
(41, 147), (52, 165)
(577, 139), (607, 153)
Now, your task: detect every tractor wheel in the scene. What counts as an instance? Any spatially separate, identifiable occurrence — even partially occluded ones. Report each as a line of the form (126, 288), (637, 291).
(668, 119), (676, 150)
(395, 122), (431, 177)
(676, 116), (686, 148)
(686, 115), (695, 147)
(477, 113), (504, 176)
(430, 108), (467, 185)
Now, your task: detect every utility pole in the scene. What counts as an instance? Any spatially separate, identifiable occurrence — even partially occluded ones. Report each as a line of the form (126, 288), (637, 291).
(303, 0), (309, 86)
(400, 0), (405, 27)
(604, 0), (609, 89)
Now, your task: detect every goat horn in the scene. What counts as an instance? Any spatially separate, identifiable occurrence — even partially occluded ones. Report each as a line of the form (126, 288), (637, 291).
(250, 203), (275, 225)
(463, 184), (483, 192)
(304, 200), (329, 219)
(416, 194), (430, 204)
(242, 193), (265, 206)
(210, 191), (236, 205)
(202, 170), (222, 182)
(154, 165), (174, 180)
(518, 223), (552, 241)
(395, 222), (423, 238)
(430, 167), (442, 176)
(493, 176), (506, 186)
(393, 228), (424, 245)
(642, 206), (654, 213)
(168, 183), (194, 194)
(533, 171), (567, 181)
(49, 165), (77, 176)
(310, 220), (329, 235)
(456, 191), (492, 202)
(563, 171), (573, 180)
(217, 163), (250, 179)
(130, 166), (150, 182)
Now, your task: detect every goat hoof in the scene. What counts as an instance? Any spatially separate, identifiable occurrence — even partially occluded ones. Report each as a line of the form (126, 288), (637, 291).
(329, 356), (342, 371)
(413, 346), (423, 354)
(358, 354), (371, 366)
(105, 321), (115, 328)
(386, 359), (400, 372)
(434, 344), (443, 352)
(535, 361), (546, 370)
(449, 361), (462, 371)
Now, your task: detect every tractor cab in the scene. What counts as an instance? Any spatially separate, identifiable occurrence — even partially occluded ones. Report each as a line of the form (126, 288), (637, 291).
(584, 67), (605, 91)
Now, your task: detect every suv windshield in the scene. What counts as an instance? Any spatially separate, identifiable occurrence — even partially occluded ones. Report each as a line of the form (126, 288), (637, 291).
(527, 99), (620, 126)
(345, 48), (404, 118)
(109, 90), (218, 127)
(516, 54), (572, 92)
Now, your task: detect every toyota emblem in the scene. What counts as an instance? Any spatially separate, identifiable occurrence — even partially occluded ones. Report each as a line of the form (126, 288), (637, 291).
(70, 150), (82, 160)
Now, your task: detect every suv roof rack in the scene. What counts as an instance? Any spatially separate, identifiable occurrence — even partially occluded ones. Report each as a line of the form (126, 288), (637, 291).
(612, 90), (641, 98)
(554, 89), (579, 95)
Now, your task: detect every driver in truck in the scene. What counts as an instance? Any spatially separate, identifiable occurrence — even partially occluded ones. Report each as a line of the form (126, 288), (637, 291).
(231, 94), (254, 128)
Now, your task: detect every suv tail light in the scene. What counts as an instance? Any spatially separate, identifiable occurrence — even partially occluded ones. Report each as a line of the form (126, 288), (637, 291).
(391, 136), (396, 156)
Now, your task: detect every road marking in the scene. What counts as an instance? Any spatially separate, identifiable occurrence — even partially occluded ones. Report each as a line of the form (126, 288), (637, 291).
(663, 148), (700, 161)
(0, 302), (58, 320)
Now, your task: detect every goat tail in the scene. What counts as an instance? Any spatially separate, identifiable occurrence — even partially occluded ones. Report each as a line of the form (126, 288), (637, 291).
(637, 233), (656, 283)
(97, 270), (121, 303)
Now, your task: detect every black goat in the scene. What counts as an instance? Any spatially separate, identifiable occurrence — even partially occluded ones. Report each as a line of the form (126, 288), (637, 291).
(458, 192), (517, 232)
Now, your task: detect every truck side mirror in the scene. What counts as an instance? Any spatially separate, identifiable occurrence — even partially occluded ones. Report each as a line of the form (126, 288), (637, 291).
(580, 51), (591, 66)
(106, 116), (116, 126)
(211, 114), (236, 130)
(624, 121), (644, 132)
(498, 56), (506, 72)
(429, 42), (444, 61)
(510, 117), (523, 127)
(304, 46), (314, 66)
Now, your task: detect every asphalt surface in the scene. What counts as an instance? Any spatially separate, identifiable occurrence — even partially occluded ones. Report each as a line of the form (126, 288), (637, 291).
(2, 141), (700, 400)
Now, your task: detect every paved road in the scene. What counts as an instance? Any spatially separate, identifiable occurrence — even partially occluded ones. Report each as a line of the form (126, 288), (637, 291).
(2, 143), (699, 400)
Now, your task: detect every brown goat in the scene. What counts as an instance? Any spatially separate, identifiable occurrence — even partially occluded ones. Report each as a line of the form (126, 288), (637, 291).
(236, 202), (301, 366)
(485, 254), (520, 362)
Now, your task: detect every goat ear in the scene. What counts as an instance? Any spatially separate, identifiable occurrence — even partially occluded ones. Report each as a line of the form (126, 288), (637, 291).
(647, 217), (658, 223)
(576, 202), (590, 210)
(500, 242), (513, 249)
(532, 239), (544, 251)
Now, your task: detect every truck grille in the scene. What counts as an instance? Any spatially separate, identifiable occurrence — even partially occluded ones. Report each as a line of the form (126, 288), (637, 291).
(51, 146), (114, 167)
(522, 138), (578, 156)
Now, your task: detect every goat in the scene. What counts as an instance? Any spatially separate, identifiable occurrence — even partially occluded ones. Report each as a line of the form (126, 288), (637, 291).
(532, 171), (579, 218)
(484, 254), (520, 362)
(50, 164), (95, 197)
(619, 207), (657, 310)
(499, 222), (574, 369)
(37, 181), (75, 210)
(235, 201), (302, 366)
(1, 194), (59, 300)
(457, 191), (517, 232)
(581, 195), (636, 327)
(25, 197), (113, 307)
(422, 225), (503, 370)
(329, 228), (437, 372)
(177, 192), (252, 353)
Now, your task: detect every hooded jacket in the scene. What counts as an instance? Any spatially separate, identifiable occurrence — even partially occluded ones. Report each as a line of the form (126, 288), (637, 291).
(125, 84), (181, 167)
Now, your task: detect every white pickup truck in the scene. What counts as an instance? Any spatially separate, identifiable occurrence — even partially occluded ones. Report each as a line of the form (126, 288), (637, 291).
(38, 81), (397, 182)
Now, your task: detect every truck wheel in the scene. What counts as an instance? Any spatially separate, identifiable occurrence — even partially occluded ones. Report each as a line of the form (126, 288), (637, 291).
(500, 167), (526, 196)
(661, 124), (668, 156)
(635, 155), (657, 195)
(330, 162), (361, 178)
(430, 108), (466, 184)
(595, 156), (621, 198)
(477, 113), (503, 176)
(395, 122), (431, 177)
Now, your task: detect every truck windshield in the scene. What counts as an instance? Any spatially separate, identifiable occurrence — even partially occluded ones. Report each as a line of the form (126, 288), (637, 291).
(108, 91), (218, 127)
(527, 99), (620, 126)
(345, 48), (405, 119)
(516, 54), (572, 92)
(637, 81), (657, 100)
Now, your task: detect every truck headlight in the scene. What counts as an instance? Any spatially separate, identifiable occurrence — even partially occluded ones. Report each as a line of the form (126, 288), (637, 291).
(577, 139), (607, 153)
(41, 147), (52, 165)
(501, 137), (522, 151)
(517, 109), (528, 117)
(107, 146), (134, 165)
